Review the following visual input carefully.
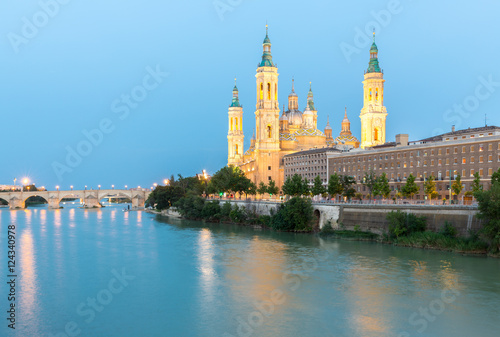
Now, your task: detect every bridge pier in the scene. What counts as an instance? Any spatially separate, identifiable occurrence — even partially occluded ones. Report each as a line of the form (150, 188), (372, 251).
(83, 195), (101, 208)
(9, 197), (25, 210)
(132, 195), (145, 209)
(48, 197), (61, 209)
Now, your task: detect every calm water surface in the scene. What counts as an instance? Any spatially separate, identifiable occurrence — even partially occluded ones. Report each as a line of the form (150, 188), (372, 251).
(0, 205), (499, 337)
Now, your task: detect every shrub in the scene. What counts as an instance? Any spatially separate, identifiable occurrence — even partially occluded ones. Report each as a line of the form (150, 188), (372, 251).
(386, 210), (427, 239)
(271, 197), (313, 231)
(354, 224), (361, 232)
(439, 221), (458, 238)
(175, 196), (205, 219)
(229, 204), (247, 223)
(220, 202), (232, 220)
(201, 200), (221, 221)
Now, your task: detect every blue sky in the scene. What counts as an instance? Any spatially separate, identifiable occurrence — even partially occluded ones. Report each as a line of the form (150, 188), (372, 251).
(1, 0), (499, 190)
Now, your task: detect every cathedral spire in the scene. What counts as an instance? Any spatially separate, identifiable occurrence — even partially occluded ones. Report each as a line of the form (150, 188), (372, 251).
(307, 82), (315, 110)
(230, 78), (241, 107)
(366, 30), (381, 73)
(341, 107), (352, 136)
(260, 24), (274, 67)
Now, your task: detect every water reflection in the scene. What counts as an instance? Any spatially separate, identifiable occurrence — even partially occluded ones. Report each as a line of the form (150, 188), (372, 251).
(19, 226), (39, 331)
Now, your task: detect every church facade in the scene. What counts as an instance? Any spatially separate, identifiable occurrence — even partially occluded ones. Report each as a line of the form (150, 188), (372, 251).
(227, 28), (386, 188)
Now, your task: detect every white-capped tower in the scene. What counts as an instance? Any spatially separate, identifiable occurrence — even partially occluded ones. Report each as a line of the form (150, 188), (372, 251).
(227, 79), (244, 166)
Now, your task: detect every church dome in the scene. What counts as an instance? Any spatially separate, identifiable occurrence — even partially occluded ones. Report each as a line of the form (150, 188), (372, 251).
(280, 113), (289, 121)
(287, 110), (303, 126)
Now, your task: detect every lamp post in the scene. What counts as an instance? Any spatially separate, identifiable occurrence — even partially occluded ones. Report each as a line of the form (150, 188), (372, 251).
(112, 185), (114, 190)
(56, 185), (59, 191)
(98, 185), (101, 190)
(70, 185), (73, 191)
(125, 185), (128, 190)
(85, 185), (87, 190)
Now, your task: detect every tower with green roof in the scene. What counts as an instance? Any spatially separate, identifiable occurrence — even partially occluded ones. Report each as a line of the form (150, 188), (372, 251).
(227, 79), (244, 166)
(360, 31), (388, 149)
(253, 24), (282, 187)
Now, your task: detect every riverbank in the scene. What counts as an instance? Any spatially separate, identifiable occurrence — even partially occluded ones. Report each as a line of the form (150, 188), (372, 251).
(319, 225), (493, 256)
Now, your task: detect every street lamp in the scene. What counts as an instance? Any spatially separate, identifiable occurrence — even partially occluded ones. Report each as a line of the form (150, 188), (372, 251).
(70, 185), (73, 191)
(112, 185), (115, 190)
(56, 186), (59, 191)
(125, 185), (128, 190)
(164, 179), (169, 186)
(85, 185), (87, 190)
(98, 185), (101, 190)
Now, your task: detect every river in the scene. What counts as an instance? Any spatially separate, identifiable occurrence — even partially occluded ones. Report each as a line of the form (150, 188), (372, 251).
(0, 205), (499, 337)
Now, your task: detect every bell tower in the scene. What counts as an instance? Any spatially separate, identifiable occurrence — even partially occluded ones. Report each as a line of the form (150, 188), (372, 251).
(254, 25), (281, 185)
(360, 31), (387, 149)
(227, 80), (244, 166)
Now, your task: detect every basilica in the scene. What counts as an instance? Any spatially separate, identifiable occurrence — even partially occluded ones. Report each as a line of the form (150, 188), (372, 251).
(227, 27), (387, 187)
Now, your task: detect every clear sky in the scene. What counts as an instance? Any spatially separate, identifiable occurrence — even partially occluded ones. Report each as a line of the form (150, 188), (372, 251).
(1, 0), (499, 190)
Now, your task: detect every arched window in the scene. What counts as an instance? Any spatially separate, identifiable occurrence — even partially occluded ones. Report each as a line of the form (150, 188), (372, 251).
(235, 118), (238, 131)
(267, 83), (271, 100)
(374, 128), (380, 142)
(275, 83), (277, 100)
(235, 144), (239, 155)
(267, 125), (272, 138)
(375, 88), (379, 101)
(369, 89), (372, 101)
(260, 83), (264, 100)
(230, 118), (233, 131)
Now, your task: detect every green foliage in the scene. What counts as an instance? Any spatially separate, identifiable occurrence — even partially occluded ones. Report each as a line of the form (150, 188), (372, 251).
(475, 182), (500, 252)
(229, 204), (247, 223)
(327, 173), (343, 199)
(424, 175), (437, 199)
(374, 173), (391, 199)
(354, 224), (361, 232)
(439, 221), (458, 239)
(271, 197), (314, 231)
(146, 185), (185, 210)
(492, 168), (500, 185)
(282, 174), (310, 197)
(471, 172), (483, 194)
(451, 174), (463, 196)
(257, 182), (267, 196)
(208, 165), (253, 197)
(175, 196), (205, 219)
(201, 200), (221, 221)
(221, 202), (232, 220)
(267, 179), (279, 196)
(341, 176), (356, 200)
(386, 210), (427, 239)
(392, 231), (488, 253)
(402, 174), (419, 199)
(362, 170), (377, 199)
(311, 175), (326, 196)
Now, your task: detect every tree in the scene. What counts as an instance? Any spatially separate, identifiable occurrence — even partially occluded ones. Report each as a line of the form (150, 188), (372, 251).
(341, 175), (356, 201)
(267, 179), (279, 197)
(362, 170), (377, 199)
(282, 174), (309, 197)
(257, 182), (267, 197)
(451, 174), (463, 197)
(475, 182), (500, 252)
(311, 175), (326, 196)
(401, 174), (419, 199)
(146, 185), (186, 210)
(375, 172), (391, 199)
(471, 172), (483, 195)
(492, 168), (500, 185)
(247, 182), (257, 199)
(209, 165), (252, 197)
(270, 197), (314, 231)
(328, 173), (343, 200)
(424, 175), (437, 200)
(301, 178), (311, 197)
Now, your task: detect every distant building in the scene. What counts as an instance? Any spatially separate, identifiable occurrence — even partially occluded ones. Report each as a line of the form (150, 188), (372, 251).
(285, 126), (500, 199)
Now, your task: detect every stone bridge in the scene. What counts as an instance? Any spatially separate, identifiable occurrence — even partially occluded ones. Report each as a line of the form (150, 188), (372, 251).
(0, 189), (151, 210)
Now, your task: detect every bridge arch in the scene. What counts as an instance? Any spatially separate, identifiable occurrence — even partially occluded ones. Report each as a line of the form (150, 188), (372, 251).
(0, 196), (9, 206)
(313, 209), (321, 231)
(24, 195), (49, 207)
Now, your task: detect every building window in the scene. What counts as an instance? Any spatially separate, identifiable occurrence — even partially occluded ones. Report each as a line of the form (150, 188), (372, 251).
(462, 146), (466, 153)
(489, 168), (493, 176)
(488, 144), (493, 151)
(488, 155), (493, 162)
(470, 169), (475, 177)
(268, 166), (271, 170)
(462, 158), (466, 164)
(479, 156), (484, 164)
(267, 83), (271, 100)
(471, 156), (475, 164)
(268, 176), (271, 181)
(260, 83), (264, 100)
(480, 169), (484, 176)
(470, 145), (474, 152)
